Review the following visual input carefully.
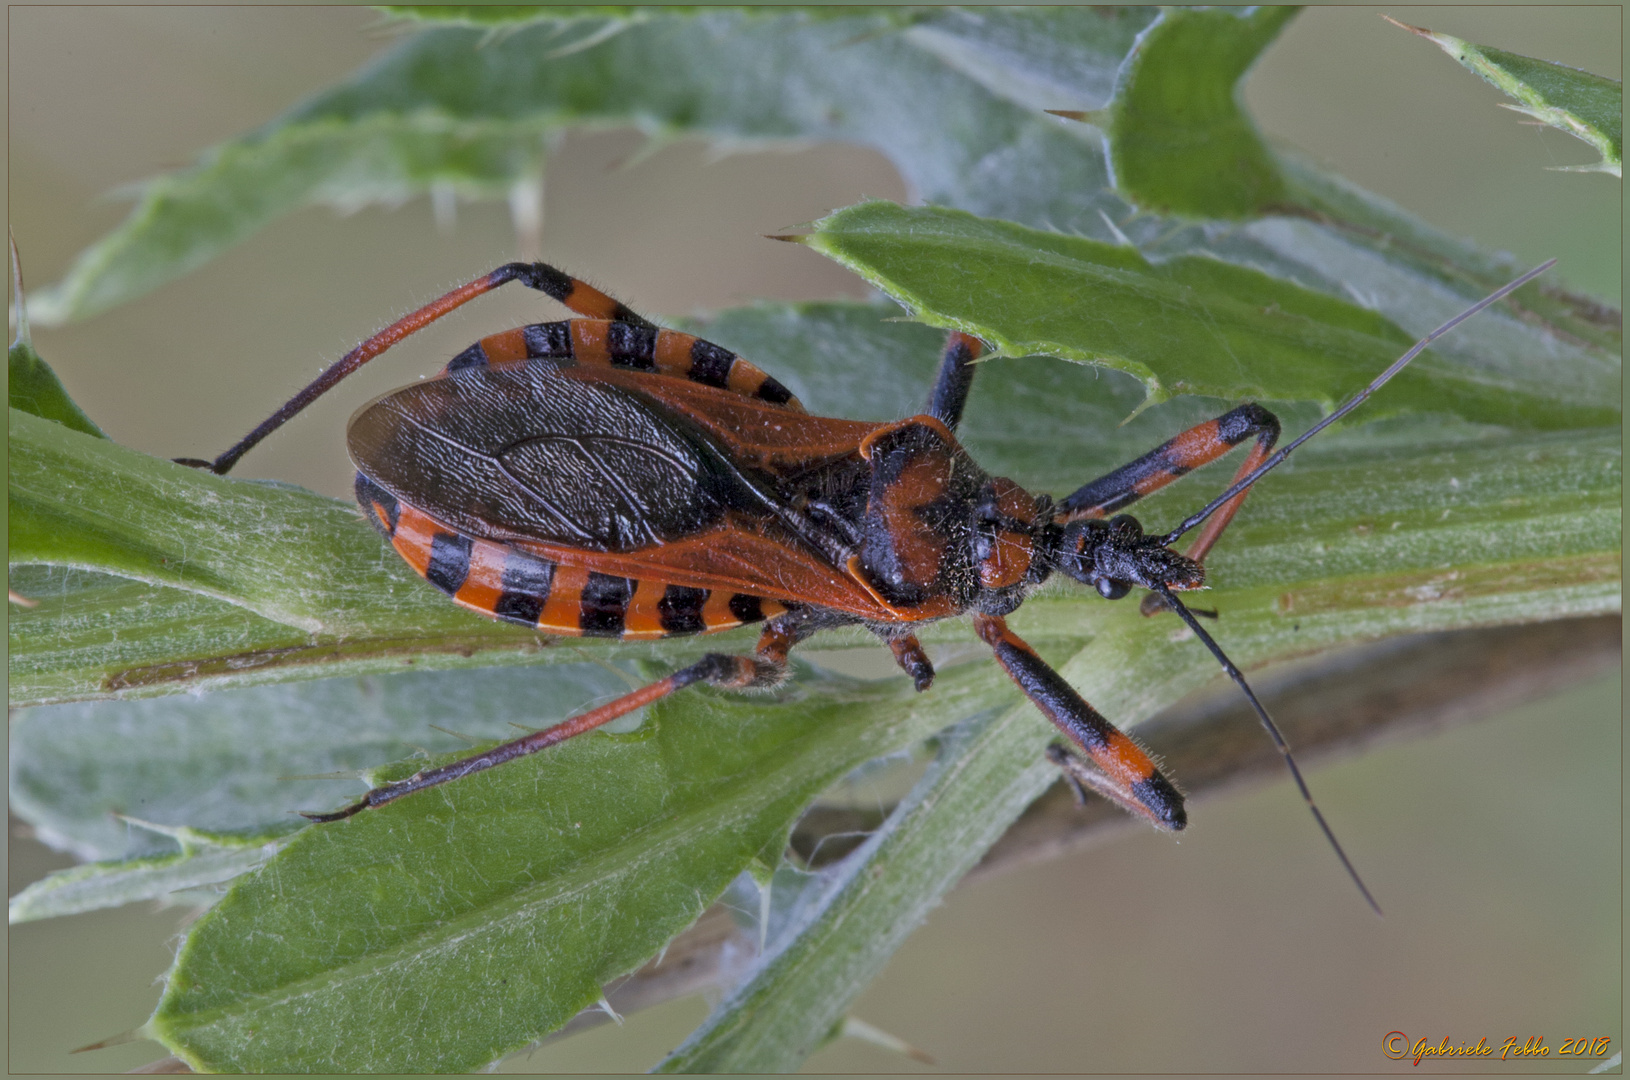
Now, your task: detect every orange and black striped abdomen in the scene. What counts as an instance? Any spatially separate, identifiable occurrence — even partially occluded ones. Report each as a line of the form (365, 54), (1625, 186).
(356, 474), (786, 640)
(442, 320), (804, 412)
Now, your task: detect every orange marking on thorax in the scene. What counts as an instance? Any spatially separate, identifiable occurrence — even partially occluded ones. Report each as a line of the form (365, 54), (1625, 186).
(479, 328), (530, 364)
(452, 539), (511, 617)
(990, 477), (1037, 524)
(538, 563), (592, 634)
(622, 579), (669, 639)
(570, 320), (612, 365)
(856, 415), (957, 461)
(980, 530), (1033, 589)
(844, 555), (959, 621)
(877, 451), (953, 588)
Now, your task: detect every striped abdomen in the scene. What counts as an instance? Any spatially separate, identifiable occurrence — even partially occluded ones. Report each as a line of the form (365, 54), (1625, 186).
(357, 474), (786, 640)
(443, 319), (802, 410)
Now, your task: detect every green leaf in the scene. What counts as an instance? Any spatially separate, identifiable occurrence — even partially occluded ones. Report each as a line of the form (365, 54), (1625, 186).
(144, 664), (1019, 1073)
(8, 340), (105, 438)
(29, 5), (1618, 371)
(30, 8), (1150, 324)
(661, 703), (1058, 1071)
(798, 202), (1617, 428)
(9, 663), (635, 862)
(661, 429), (1621, 1069)
(1101, 6), (1300, 217)
(1389, 17), (1622, 177)
(9, 565), (325, 706)
(8, 843), (284, 925)
(12, 11), (1621, 1072)
(12, 295), (1618, 1069)
(8, 408), (547, 690)
(16, 283), (1610, 710)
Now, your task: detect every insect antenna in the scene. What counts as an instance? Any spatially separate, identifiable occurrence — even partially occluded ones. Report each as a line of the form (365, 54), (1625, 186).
(1162, 259), (1556, 547)
(1152, 582), (1383, 915)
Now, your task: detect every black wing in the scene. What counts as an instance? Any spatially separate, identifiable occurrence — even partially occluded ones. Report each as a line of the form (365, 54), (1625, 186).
(348, 363), (783, 552)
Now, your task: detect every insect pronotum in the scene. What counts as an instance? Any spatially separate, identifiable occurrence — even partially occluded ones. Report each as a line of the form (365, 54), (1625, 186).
(180, 257), (1555, 913)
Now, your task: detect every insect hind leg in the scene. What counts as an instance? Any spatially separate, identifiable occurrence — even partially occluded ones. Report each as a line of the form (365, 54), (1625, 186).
(303, 617), (805, 822)
(179, 262), (654, 476)
(492, 262), (656, 327)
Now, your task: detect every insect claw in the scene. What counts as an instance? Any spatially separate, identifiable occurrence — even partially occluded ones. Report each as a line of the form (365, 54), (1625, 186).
(1045, 744), (1092, 807)
(301, 800), (366, 824)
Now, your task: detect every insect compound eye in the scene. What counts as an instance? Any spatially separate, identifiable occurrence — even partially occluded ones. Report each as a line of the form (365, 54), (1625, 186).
(1096, 577), (1131, 600)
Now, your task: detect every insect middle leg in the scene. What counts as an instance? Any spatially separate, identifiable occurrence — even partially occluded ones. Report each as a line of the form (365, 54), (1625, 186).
(926, 332), (984, 431)
(304, 613), (812, 822)
(972, 612), (1185, 830)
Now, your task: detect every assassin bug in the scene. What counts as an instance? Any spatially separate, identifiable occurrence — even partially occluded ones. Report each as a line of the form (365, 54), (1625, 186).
(180, 257), (1552, 912)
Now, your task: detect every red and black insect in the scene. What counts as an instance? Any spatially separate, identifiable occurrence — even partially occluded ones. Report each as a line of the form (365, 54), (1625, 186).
(180, 258), (1552, 912)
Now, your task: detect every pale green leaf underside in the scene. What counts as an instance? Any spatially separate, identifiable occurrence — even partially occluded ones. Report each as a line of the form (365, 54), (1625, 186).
(661, 702), (1060, 1071)
(141, 505), (1624, 1073)
(8, 844), (283, 925)
(1394, 18), (1622, 176)
(26, 8), (1616, 390)
(26, 8), (1152, 324)
(9, 663), (637, 862)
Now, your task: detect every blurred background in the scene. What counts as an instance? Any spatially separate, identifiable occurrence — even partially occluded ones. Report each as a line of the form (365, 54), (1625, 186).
(8, 7), (1620, 1072)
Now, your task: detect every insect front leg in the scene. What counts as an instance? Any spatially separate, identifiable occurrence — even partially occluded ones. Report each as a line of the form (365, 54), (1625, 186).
(971, 613), (1185, 830)
(304, 614), (812, 822)
(1055, 403), (1281, 614)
